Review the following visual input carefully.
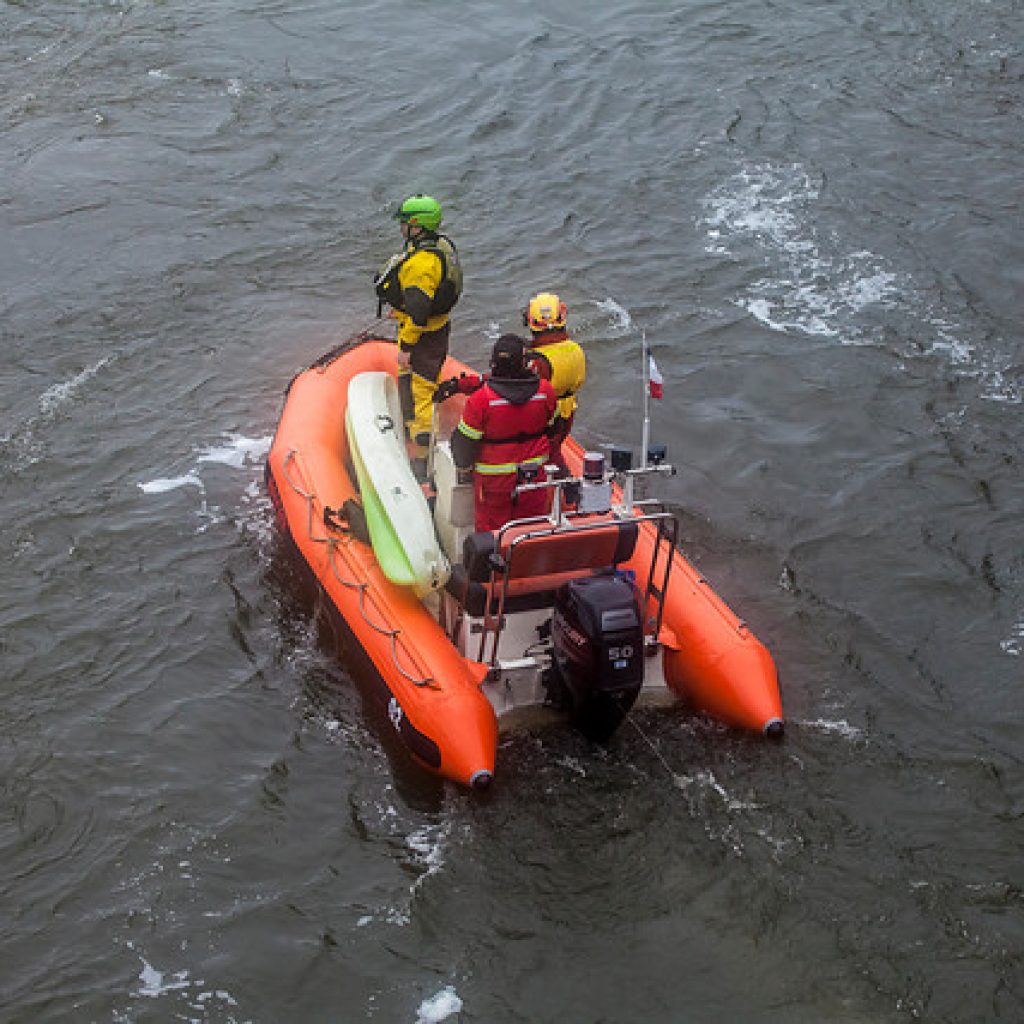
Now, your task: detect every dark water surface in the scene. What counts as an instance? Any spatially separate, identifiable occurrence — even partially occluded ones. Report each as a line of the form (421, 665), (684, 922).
(3, 1), (1022, 1021)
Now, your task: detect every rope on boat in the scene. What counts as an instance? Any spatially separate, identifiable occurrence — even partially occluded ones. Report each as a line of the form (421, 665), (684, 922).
(324, 540), (439, 690)
(281, 448), (321, 543)
(280, 447), (438, 690)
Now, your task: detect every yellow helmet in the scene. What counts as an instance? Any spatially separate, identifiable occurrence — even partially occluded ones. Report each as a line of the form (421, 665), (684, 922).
(524, 292), (567, 332)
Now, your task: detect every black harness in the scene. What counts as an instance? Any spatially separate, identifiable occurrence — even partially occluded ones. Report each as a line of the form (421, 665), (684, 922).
(374, 233), (462, 316)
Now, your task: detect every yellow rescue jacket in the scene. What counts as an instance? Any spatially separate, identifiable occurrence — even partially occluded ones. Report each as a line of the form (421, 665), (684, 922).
(375, 234), (462, 349)
(528, 331), (585, 420)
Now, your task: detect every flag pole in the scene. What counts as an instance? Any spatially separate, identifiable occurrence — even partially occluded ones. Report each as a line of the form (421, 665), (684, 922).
(641, 329), (651, 469)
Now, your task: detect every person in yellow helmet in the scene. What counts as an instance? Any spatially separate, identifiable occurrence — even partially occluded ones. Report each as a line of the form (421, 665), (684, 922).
(374, 194), (463, 456)
(522, 292), (585, 469)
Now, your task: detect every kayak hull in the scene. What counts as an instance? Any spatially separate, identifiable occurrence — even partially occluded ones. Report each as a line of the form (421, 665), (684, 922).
(345, 370), (450, 597)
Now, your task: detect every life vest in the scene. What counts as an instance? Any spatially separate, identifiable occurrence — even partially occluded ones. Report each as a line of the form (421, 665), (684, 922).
(453, 375), (557, 476)
(528, 331), (585, 420)
(374, 233), (463, 317)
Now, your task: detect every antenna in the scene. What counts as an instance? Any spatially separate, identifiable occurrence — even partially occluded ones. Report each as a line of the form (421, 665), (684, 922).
(641, 329), (651, 469)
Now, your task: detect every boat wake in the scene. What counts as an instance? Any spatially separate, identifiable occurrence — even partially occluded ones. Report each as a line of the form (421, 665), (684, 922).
(353, 812), (455, 929)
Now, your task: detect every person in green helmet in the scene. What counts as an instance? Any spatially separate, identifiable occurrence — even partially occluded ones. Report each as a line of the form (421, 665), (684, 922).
(374, 194), (463, 458)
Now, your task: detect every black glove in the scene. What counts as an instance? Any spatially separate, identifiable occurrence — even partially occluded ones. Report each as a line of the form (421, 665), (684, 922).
(546, 414), (566, 438)
(433, 377), (461, 404)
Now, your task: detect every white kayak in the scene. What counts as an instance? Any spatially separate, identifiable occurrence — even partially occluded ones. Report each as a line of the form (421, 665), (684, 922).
(345, 371), (450, 598)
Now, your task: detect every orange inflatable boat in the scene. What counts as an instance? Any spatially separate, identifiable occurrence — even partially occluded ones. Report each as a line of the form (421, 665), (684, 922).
(266, 334), (783, 788)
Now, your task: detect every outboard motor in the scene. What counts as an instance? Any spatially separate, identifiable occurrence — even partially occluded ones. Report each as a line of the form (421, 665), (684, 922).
(551, 572), (645, 741)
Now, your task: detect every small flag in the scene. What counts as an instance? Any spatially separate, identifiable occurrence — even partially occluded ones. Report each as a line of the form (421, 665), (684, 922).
(648, 355), (663, 400)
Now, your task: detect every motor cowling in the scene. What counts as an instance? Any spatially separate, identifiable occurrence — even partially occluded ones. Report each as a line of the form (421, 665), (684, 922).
(551, 573), (645, 741)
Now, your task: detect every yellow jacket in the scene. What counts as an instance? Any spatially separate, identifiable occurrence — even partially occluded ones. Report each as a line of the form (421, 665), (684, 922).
(529, 332), (585, 420)
(395, 247), (451, 347)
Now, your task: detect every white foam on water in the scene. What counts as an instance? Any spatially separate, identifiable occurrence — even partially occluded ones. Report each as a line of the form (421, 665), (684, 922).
(843, 268), (899, 311)
(922, 321), (975, 365)
(138, 474), (205, 494)
(196, 433), (271, 469)
(196, 989), (239, 1006)
(594, 296), (633, 332)
(703, 160), (1020, 405)
(133, 956), (192, 999)
(703, 163), (900, 342)
(136, 433), (275, 544)
(1000, 620), (1024, 657)
(415, 985), (463, 1024)
(980, 369), (1022, 406)
(555, 754), (588, 778)
(122, 947), (245, 1019)
(38, 357), (111, 416)
(138, 436), (272, 499)
(797, 717), (865, 741)
(743, 295), (835, 337)
(407, 821), (450, 894)
(1, 357), (114, 475)
(351, 814), (454, 928)
(704, 163), (816, 257)
(672, 767), (760, 814)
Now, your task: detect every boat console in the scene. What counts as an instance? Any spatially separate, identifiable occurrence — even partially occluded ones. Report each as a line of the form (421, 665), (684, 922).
(430, 444), (680, 732)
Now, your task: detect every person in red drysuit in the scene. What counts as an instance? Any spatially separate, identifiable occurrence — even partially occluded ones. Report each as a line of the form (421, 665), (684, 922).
(447, 334), (557, 532)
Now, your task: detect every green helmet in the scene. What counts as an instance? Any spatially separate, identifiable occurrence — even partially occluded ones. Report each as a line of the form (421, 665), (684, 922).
(395, 193), (443, 232)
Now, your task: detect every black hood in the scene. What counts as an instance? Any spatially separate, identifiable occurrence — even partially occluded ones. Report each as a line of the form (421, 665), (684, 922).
(488, 373), (541, 406)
